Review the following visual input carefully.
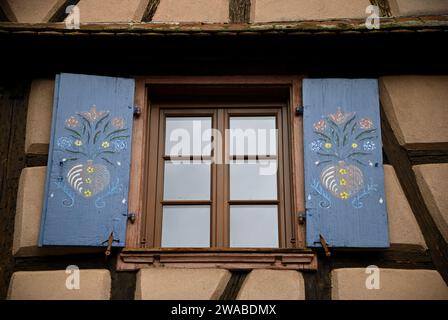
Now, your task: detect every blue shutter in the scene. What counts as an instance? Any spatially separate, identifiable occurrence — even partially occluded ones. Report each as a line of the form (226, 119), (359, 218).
(303, 79), (389, 248)
(39, 73), (135, 247)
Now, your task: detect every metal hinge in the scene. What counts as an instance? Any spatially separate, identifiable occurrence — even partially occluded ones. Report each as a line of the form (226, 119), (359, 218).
(127, 212), (137, 223)
(295, 105), (304, 115)
(297, 211), (306, 224)
(133, 105), (142, 117)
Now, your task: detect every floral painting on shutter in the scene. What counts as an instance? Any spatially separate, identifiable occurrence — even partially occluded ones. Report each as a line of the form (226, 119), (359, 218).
(303, 79), (389, 248)
(39, 73), (135, 247)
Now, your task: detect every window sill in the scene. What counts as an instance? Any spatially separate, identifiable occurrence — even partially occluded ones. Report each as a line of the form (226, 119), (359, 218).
(118, 248), (317, 271)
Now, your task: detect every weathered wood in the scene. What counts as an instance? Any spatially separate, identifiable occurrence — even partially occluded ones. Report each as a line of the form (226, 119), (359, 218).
(0, 15), (447, 36)
(141, 0), (160, 22)
(47, 0), (80, 23)
(229, 0), (251, 24)
(219, 271), (248, 300)
(381, 106), (448, 284)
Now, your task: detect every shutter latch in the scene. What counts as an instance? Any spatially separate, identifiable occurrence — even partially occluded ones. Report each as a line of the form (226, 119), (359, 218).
(295, 105), (304, 115)
(105, 232), (114, 256)
(319, 234), (331, 257)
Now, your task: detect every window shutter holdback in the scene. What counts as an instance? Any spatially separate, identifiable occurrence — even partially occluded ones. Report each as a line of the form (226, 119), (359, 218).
(303, 79), (390, 248)
(39, 73), (135, 247)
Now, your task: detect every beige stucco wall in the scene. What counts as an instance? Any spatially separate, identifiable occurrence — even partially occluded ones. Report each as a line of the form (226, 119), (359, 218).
(380, 76), (448, 146)
(413, 164), (448, 243)
(135, 268), (231, 299)
(389, 0), (448, 17)
(75, 0), (149, 23)
(5, 0), (62, 23)
(252, 0), (371, 23)
(153, 0), (229, 23)
(8, 270), (111, 300)
(332, 268), (448, 300)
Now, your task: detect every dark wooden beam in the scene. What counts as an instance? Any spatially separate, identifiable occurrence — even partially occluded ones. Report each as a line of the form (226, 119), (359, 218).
(404, 143), (448, 165)
(0, 0), (17, 22)
(303, 253), (332, 300)
(141, 0), (160, 22)
(330, 244), (434, 270)
(229, 0), (251, 23)
(47, 0), (80, 23)
(381, 105), (448, 284)
(370, 0), (392, 17)
(0, 81), (29, 299)
(219, 271), (248, 300)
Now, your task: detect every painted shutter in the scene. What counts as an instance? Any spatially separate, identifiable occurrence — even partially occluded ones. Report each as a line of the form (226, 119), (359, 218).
(39, 73), (135, 247)
(303, 79), (389, 248)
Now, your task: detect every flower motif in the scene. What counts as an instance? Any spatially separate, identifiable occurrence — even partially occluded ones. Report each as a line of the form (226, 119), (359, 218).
(313, 119), (326, 132)
(359, 118), (373, 129)
(340, 178), (347, 186)
(57, 137), (72, 149)
(324, 143), (332, 149)
(101, 141), (110, 148)
(351, 143), (358, 149)
(83, 189), (92, 198)
(339, 168), (347, 174)
(86, 166), (95, 173)
(85, 178), (92, 184)
(363, 140), (376, 151)
(80, 105), (106, 122)
(74, 140), (83, 147)
(340, 191), (350, 200)
(112, 117), (125, 129)
(310, 140), (323, 152)
(65, 116), (79, 128)
(329, 107), (353, 125)
(112, 140), (127, 152)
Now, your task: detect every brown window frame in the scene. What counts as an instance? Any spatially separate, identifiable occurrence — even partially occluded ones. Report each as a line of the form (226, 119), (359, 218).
(118, 76), (317, 271)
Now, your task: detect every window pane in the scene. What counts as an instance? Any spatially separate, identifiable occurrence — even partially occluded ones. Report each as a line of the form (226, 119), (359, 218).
(230, 205), (279, 248)
(230, 160), (277, 200)
(164, 161), (210, 200)
(165, 117), (212, 156)
(162, 205), (210, 247)
(229, 116), (276, 156)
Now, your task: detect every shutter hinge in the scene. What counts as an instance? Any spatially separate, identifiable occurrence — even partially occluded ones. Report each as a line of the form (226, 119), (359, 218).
(133, 105), (142, 117)
(297, 211), (306, 224)
(319, 234), (331, 257)
(295, 105), (304, 115)
(127, 212), (137, 223)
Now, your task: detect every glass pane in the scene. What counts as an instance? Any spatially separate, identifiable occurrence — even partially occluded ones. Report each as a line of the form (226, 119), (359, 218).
(229, 116), (277, 156)
(165, 117), (212, 156)
(164, 161), (210, 200)
(230, 160), (277, 200)
(162, 205), (210, 247)
(230, 205), (279, 248)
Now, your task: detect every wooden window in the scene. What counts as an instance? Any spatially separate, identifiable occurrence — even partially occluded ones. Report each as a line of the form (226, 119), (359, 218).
(146, 106), (292, 249)
(119, 77), (317, 271)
